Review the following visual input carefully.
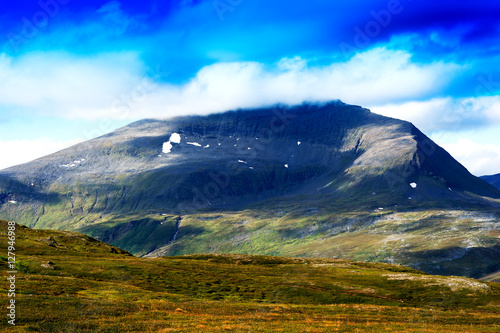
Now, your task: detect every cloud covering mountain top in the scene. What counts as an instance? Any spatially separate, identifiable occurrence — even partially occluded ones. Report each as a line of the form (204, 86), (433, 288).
(0, 0), (499, 175)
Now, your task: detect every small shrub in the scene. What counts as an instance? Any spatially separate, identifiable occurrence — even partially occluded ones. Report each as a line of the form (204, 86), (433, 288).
(16, 261), (35, 274)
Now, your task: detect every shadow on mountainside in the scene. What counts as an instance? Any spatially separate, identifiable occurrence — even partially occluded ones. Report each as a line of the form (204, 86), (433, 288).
(406, 245), (500, 279)
(0, 173), (62, 205)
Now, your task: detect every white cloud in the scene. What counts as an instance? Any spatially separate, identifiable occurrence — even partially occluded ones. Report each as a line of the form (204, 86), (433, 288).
(0, 138), (84, 170)
(371, 96), (500, 133)
(370, 98), (452, 131)
(0, 48), (461, 121)
(440, 139), (500, 176)
(277, 56), (307, 71)
(0, 51), (149, 120)
(135, 48), (459, 119)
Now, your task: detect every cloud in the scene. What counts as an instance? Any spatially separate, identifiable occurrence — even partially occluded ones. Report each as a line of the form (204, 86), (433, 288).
(440, 139), (500, 176)
(0, 51), (151, 119)
(108, 47), (461, 119)
(0, 48), (461, 121)
(277, 56), (308, 71)
(384, 1), (500, 43)
(2, 45), (492, 178)
(371, 96), (500, 133)
(0, 0), (498, 174)
(0, 138), (84, 171)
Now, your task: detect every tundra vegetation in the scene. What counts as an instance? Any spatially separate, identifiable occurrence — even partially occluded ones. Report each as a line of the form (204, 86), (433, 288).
(1, 220), (499, 332)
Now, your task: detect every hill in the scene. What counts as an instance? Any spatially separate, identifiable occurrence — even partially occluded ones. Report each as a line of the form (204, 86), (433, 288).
(481, 173), (500, 191)
(1, 220), (500, 332)
(1, 101), (500, 278)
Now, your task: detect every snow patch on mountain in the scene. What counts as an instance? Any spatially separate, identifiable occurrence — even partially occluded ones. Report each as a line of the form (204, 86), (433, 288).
(169, 133), (181, 144)
(162, 133), (181, 154)
(162, 142), (173, 153)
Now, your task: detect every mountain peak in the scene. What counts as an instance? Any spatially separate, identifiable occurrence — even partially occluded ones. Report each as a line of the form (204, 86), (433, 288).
(2, 101), (499, 217)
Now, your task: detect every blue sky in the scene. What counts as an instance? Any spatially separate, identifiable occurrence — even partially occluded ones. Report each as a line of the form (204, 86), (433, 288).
(0, 0), (499, 175)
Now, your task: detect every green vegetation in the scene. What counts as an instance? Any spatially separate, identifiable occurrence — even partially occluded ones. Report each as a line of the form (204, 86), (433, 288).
(142, 207), (500, 279)
(4, 182), (500, 279)
(1, 220), (499, 332)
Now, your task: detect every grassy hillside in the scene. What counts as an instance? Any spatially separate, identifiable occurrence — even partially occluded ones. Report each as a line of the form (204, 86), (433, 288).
(1, 220), (500, 332)
(132, 206), (500, 280)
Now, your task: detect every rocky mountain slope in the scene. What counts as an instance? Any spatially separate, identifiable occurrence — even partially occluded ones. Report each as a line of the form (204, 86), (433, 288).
(1, 101), (500, 278)
(1, 220), (499, 332)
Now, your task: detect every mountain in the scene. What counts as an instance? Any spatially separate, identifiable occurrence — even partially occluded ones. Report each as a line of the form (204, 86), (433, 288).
(481, 173), (500, 191)
(1, 101), (500, 278)
(2, 219), (499, 332)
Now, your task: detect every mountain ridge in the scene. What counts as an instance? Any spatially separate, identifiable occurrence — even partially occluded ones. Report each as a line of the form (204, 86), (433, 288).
(481, 173), (500, 191)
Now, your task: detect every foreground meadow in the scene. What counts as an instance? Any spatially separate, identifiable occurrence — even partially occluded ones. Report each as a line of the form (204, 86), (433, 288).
(1, 220), (499, 332)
